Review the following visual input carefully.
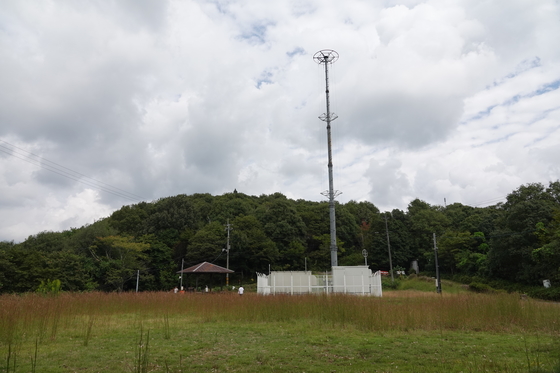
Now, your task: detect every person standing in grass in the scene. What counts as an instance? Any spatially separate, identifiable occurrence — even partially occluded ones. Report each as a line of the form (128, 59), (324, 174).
(238, 286), (244, 296)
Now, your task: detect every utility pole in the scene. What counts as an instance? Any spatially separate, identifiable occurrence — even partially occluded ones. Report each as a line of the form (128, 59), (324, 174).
(136, 270), (139, 293)
(433, 233), (442, 294)
(314, 49), (340, 268)
(384, 214), (394, 283)
(180, 258), (184, 290)
(225, 220), (232, 286)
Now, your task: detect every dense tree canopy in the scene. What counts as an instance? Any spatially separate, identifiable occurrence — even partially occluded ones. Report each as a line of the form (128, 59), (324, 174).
(1, 181), (559, 293)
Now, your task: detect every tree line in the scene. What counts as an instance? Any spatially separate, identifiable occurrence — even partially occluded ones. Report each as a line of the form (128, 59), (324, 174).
(1, 182), (559, 293)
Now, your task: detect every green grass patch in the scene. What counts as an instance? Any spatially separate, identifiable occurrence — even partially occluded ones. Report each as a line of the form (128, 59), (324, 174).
(1, 292), (559, 372)
(384, 275), (470, 294)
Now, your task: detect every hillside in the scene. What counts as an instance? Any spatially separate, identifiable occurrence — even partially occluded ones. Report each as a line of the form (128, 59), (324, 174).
(1, 182), (559, 297)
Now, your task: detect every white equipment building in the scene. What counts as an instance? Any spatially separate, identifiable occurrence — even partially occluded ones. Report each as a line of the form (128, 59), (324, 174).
(257, 266), (382, 297)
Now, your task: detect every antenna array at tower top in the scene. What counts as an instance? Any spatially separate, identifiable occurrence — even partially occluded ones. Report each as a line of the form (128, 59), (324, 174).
(313, 49), (339, 65)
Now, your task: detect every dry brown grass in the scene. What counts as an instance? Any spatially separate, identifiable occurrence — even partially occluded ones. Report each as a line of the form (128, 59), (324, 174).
(1, 290), (558, 346)
(382, 289), (448, 298)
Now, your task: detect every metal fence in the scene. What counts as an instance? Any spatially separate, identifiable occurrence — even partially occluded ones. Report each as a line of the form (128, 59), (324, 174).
(257, 267), (382, 297)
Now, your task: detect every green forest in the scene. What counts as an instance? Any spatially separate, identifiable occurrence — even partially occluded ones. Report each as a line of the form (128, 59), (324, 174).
(1, 181), (559, 298)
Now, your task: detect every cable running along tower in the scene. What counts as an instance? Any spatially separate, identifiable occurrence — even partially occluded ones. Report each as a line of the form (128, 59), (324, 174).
(314, 49), (340, 268)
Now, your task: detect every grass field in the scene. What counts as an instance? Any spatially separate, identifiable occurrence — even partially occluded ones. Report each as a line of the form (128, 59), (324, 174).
(1, 286), (559, 372)
(394, 276), (470, 294)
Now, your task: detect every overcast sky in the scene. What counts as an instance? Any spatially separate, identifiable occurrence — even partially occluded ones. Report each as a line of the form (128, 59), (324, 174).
(1, 0), (559, 242)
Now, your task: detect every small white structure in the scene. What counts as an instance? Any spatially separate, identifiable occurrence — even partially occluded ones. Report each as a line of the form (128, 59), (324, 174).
(257, 266), (382, 297)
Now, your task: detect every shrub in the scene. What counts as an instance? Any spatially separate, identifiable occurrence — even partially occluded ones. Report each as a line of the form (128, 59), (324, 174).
(36, 279), (62, 296)
(381, 277), (400, 290)
(451, 274), (473, 285)
(468, 282), (495, 293)
(527, 287), (560, 302)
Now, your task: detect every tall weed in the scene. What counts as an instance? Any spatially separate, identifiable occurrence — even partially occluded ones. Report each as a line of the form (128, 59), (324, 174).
(134, 327), (150, 373)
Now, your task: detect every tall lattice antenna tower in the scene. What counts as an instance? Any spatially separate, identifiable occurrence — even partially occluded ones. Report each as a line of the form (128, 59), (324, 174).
(313, 49), (341, 268)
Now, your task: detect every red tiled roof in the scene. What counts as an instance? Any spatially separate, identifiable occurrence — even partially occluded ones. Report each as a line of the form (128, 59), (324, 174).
(177, 261), (234, 274)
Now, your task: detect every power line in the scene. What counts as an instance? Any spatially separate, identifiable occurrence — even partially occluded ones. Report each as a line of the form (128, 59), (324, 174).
(469, 195), (508, 207)
(0, 139), (145, 202)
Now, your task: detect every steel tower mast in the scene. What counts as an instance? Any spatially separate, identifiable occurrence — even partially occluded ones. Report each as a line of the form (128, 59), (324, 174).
(313, 49), (340, 268)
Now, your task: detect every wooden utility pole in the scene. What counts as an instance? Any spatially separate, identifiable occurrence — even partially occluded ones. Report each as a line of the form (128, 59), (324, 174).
(180, 258), (184, 290)
(225, 220), (232, 285)
(384, 214), (394, 283)
(433, 233), (442, 294)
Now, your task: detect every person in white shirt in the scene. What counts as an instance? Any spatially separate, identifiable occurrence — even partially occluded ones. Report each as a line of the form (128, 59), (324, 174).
(238, 286), (244, 295)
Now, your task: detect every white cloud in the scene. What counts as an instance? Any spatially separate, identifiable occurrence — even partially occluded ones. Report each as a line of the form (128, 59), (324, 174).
(1, 0), (559, 241)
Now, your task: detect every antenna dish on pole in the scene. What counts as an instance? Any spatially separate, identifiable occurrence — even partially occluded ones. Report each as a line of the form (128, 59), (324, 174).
(313, 49), (339, 64)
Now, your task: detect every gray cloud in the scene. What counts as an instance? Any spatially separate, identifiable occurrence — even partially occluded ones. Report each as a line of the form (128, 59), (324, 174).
(341, 92), (464, 149)
(366, 157), (411, 209)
